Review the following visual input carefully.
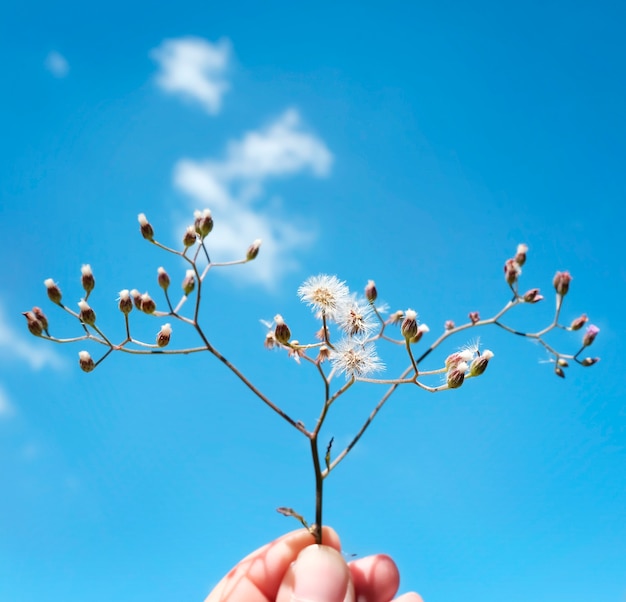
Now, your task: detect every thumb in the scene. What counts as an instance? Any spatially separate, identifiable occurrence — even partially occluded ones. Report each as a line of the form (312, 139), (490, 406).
(276, 544), (355, 602)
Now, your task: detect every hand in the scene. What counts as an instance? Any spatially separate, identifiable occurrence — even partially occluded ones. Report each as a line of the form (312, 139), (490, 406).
(205, 527), (424, 602)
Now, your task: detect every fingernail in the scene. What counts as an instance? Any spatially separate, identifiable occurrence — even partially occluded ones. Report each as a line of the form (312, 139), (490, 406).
(291, 545), (350, 602)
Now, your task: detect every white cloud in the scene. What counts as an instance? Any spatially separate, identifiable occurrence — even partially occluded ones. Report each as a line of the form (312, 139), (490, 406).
(173, 109), (333, 288)
(151, 37), (230, 115)
(0, 301), (65, 371)
(0, 383), (15, 419)
(45, 51), (69, 78)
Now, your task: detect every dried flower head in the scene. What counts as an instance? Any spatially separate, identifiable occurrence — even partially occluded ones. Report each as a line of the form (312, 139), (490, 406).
(317, 345), (331, 363)
(401, 309), (419, 340)
(139, 293), (156, 314)
(44, 278), (62, 304)
(157, 267), (170, 290)
(23, 311), (43, 337)
(330, 338), (384, 379)
(336, 301), (376, 337)
(156, 324), (172, 347)
(246, 239), (262, 261)
(182, 225), (197, 247)
(515, 243), (528, 266)
(182, 270), (196, 295)
(469, 349), (494, 376)
(32, 307), (49, 332)
(364, 280), (378, 303)
(553, 271), (572, 296)
(446, 363), (467, 389)
(78, 350), (95, 373)
(81, 264), (95, 295)
(130, 289), (142, 310)
(78, 299), (96, 325)
(410, 323), (430, 344)
(138, 213), (154, 241)
(273, 314), (291, 345)
(298, 275), (350, 320)
(194, 209), (213, 238)
(504, 258), (521, 286)
(118, 290), (133, 314)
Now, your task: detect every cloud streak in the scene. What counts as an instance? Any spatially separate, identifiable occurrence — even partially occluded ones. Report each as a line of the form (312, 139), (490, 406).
(151, 37), (230, 115)
(0, 384), (14, 419)
(45, 51), (69, 78)
(174, 109), (333, 288)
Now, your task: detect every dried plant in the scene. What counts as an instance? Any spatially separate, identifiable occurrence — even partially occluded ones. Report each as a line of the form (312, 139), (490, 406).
(24, 211), (600, 544)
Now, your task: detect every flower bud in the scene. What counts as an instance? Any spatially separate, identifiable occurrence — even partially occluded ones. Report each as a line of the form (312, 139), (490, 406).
(555, 366), (565, 378)
(582, 324), (600, 347)
(523, 288), (543, 303)
(469, 349), (494, 376)
(570, 314), (588, 331)
(445, 351), (473, 370)
(157, 267), (170, 290)
(515, 243), (528, 267)
(194, 209), (213, 238)
(365, 280), (378, 303)
(78, 300), (96, 325)
(139, 293), (156, 314)
(182, 269), (196, 295)
(246, 239), (262, 261)
(274, 314), (291, 344)
(401, 309), (418, 340)
(130, 289), (142, 310)
(581, 357), (600, 367)
(23, 311), (43, 336)
(118, 290), (133, 314)
(32, 307), (49, 332)
(44, 278), (62, 304)
(182, 225), (197, 247)
(317, 345), (331, 363)
(553, 271), (572, 296)
(444, 320), (455, 331)
(557, 358), (569, 367)
(138, 213), (154, 241)
(81, 264), (95, 296)
(264, 331), (277, 349)
(78, 350), (95, 373)
(156, 323), (172, 347)
(447, 364), (467, 389)
(504, 258), (521, 285)
(389, 310), (404, 325)
(410, 323), (430, 344)
(468, 311), (480, 325)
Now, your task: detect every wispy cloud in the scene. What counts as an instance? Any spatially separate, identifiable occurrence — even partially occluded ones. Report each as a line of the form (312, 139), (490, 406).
(0, 301), (65, 371)
(174, 109), (333, 288)
(151, 37), (230, 115)
(44, 51), (69, 78)
(0, 383), (15, 419)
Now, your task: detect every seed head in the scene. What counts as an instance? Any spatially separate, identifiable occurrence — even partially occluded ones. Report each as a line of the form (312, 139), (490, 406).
(182, 270), (196, 295)
(138, 213), (154, 241)
(553, 271), (572, 296)
(330, 338), (384, 379)
(298, 275), (350, 320)
(246, 239), (262, 261)
(81, 264), (95, 296)
(118, 290), (133, 314)
(78, 299), (96, 325)
(156, 324), (172, 347)
(44, 278), (62, 304)
(157, 267), (170, 290)
(337, 301), (376, 337)
(194, 209), (213, 238)
(78, 350), (95, 373)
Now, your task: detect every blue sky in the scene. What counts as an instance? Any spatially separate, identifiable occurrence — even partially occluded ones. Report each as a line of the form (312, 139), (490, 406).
(1, 1), (625, 601)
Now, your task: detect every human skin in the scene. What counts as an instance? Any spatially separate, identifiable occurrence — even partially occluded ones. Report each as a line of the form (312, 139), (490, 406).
(205, 527), (424, 602)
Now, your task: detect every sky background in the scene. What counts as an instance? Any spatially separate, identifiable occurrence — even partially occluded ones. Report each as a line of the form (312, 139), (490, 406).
(1, 1), (625, 601)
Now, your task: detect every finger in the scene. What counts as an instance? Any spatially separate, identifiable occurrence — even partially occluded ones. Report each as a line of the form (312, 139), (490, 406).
(393, 594), (424, 602)
(349, 554), (424, 602)
(276, 544), (355, 602)
(205, 527), (341, 602)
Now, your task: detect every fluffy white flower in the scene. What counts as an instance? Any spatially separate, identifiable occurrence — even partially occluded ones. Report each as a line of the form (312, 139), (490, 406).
(298, 274), (350, 320)
(336, 299), (376, 337)
(330, 338), (384, 379)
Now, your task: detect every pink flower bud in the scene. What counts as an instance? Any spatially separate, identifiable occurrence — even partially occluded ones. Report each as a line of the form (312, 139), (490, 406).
(581, 357), (600, 367)
(81, 264), (95, 296)
(401, 309), (418, 340)
(515, 243), (528, 267)
(182, 226), (197, 247)
(246, 239), (262, 261)
(194, 209), (213, 238)
(182, 269), (196, 295)
(78, 300), (96, 325)
(570, 314), (588, 331)
(139, 293), (156, 314)
(504, 258), (521, 285)
(553, 271), (572, 296)
(468, 311), (480, 325)
(365, 280), (378, 303)
(130, 289), (142, 310)
(78, 350), (95, 373)
(32, 307), (49, 332)
(444, 320), (455, 331)
(273, 314), (291, 344)
(44, 278), (62, 304)
(523, 288), (543, 303)
(582, 324), (599, 347)
(157, 267), (170, 290)
(156, 323), (172, 347)
(118, 290), (133, 314)
(23, 311), (43, 336)
(447, 364), (467, 389)
(138, 213), (154, 241)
